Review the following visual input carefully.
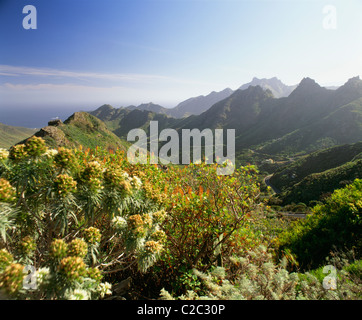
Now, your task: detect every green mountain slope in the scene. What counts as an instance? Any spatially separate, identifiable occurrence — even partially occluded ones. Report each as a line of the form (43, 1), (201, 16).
(269, 141), (362, 205)
(175, 85), (274, 131)
(0, 123), (36, 149)
(275, 159), (362, 205)
(270, 141), (362, 190)
(27, 112), (129, 151)
(259, 97), (362, 155)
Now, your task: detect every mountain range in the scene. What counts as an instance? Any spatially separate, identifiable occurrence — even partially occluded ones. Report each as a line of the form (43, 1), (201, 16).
(118, 88), (234, 119)
(2, 75), (362, 205)
(104, 77), (298, 120)
(91, 76), (362, 159)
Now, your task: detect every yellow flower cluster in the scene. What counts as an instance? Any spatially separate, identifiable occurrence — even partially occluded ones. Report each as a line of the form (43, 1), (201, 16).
(0, 178), (16, 202)
(152, 209), (167, 224)
(143, 213), (152, 229)
(144, 240), (163, 255)
(9, 144), (27, 162)
(24, 136), (47, 157)
(119, 179), (132, 195)
(83, 227), (101, 245)
(49, 239), (68, 260)
(58, 256), (86, 281)
(104, 167), (128, 186)
(128, 214), (145, 236)
(0, 249), (14, 271)
(54, 147), (76, 169)
(82, 161), (103, 180)
(67, 238), (88, 258)
(87, 267), (103, 282)
(151, 229), (167, 243)
(19, 236), (36, 256)
(53, 174), (77, 196)
(0, 263), (25, 295)
(128, 214), (149, 237)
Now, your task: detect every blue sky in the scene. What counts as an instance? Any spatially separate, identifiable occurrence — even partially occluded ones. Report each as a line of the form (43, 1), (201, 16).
(1, 0), (362, 126)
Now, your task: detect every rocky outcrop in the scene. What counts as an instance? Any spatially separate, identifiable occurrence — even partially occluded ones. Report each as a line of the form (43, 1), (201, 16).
(48, 119), (63, 127)
(34, 125), (70, 147)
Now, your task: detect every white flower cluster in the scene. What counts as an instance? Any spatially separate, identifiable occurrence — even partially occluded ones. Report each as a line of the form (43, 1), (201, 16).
(65, 288), (90, 300)
(0, 148), (9, 161)
(121, 171), (129, 180)
(36, 267), (51, 287)
(130, 175), (142, 189)
(88, 160), (106, 173)
(111, 216), (128, 232)
(97, 282), (112, 298)
(44, 148), (58, 158)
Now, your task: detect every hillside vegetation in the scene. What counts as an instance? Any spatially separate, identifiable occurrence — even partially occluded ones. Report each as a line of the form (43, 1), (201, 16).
(269, 142), (362, 205)
(0, 137), (360, 300)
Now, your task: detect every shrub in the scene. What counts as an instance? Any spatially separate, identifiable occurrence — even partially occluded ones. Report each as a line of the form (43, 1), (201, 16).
(160, 245), (361, 300)
(276, 179), (362, 270)
(0, 139), (165, 299)
(151, 163), (264, 295)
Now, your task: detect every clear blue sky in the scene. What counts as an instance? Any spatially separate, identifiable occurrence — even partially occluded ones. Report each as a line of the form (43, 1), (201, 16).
(1, 0), (362, 118)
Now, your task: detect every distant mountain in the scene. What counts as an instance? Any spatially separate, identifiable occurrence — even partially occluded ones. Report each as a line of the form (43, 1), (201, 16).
(121, 89), (234, 119)
(89, 104), (120, 121)
(167, 88), (234, 118)
(126, 103), (170, 116)
(0, 123), (36, 149)
(174, 85), (274, 131)
(89, 79), (291, 122)
(27, 112), (129, 151)
(239, 77), (297, 98)
(89, 105), (181, 139)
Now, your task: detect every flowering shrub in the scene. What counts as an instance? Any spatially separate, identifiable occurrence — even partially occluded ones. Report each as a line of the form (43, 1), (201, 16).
(0, 138), (165, 299)
(151, 162), (263, 295)
(8, 144), (27, 162)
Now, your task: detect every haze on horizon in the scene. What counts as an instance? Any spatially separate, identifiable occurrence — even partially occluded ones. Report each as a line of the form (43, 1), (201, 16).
(1, 0), (362, 127)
